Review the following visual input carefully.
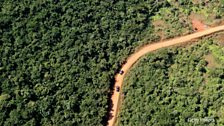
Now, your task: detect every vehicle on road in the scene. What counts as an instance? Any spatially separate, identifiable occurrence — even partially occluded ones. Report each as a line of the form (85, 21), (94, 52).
(119, 70), (124, 75)
(116, 86), (120, 92)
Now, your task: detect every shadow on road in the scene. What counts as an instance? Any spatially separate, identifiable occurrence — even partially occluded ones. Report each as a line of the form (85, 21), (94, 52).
(101, 77), (116, 126)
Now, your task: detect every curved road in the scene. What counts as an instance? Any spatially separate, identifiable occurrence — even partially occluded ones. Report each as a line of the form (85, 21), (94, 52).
(107, 25), (224, 126)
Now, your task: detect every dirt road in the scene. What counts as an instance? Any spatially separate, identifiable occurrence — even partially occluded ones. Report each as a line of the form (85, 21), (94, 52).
(107, 25), (224, 126)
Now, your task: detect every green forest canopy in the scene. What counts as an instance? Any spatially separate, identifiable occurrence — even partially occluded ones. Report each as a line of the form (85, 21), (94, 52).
(0, 0), (168, 125)
(118, 39), (224, 126)
(0, 0), (224, 125)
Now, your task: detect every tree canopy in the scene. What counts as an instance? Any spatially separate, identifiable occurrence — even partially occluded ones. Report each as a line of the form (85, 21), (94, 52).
(118, 39), (224, 126)
(0, 0), (224, 125)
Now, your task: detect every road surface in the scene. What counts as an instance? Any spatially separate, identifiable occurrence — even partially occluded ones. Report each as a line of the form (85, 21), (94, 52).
(107, 25), (224, 126)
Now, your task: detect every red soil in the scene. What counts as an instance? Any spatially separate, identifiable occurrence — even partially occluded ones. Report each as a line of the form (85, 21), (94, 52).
(192, 19), (207, 31)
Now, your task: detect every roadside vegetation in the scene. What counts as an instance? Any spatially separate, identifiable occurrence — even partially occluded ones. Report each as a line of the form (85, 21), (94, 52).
(0, 0), (223, 125)
(118, 38), (224, 126)
(151, 0), (224, 39)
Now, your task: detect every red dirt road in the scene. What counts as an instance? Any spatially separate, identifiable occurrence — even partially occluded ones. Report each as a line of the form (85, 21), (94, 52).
(107, 25), (224, 126)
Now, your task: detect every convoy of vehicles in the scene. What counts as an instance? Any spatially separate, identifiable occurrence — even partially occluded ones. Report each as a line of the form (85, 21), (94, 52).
(115, 70), (124, 92)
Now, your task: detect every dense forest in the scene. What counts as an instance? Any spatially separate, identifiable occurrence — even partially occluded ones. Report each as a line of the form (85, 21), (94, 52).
(118, 38), (224, 125)
(0, 0), (169, 125)
(0, 0), (223, 125)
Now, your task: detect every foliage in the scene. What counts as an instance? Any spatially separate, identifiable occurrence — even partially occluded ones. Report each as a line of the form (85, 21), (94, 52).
(118, 39), (224, 126)
(209, 44), (224, 65)
(152, 0), (224, 39)
(0, 0), (170, 125)
(1, 0), (223, 125)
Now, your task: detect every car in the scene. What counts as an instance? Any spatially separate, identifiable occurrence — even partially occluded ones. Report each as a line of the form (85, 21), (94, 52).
(119, 70), (124, 75)
(116, 86), (120, 92)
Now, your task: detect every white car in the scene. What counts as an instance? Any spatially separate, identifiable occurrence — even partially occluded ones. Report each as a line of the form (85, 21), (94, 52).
(119, 70), (124, 75)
